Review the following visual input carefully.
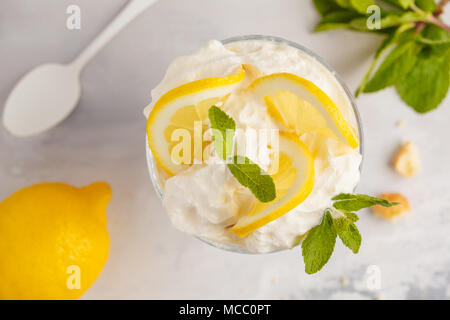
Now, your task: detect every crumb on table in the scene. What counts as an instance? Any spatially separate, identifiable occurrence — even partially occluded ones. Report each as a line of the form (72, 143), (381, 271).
(340, 276), (349, 287)
(392, 141), (420, 177)
(395, 120), (406, 128)
(372, 193), (411, 222)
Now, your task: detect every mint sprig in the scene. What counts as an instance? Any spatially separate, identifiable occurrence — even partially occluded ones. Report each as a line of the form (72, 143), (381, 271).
(301, 193), (398, 274)
(313, 0), (450, 113)
(208, 106), (276, 203)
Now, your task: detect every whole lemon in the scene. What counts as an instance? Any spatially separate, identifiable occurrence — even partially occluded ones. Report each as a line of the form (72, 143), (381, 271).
(0, 182), (111, 299)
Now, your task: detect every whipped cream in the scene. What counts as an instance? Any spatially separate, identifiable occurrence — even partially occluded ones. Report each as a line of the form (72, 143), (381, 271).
(145, 39), (362, 253)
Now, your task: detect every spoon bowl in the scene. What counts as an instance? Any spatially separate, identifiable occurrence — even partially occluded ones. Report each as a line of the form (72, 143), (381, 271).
(2, 0), (159, 137)
(3, 64), (81, 137)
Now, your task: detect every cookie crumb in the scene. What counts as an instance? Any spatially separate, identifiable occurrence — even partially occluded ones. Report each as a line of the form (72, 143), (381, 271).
(392, 141), (420, 177)
(372, 193), (411, 221)
(340, 276), (349, 287)
(395, 120), (406, 128)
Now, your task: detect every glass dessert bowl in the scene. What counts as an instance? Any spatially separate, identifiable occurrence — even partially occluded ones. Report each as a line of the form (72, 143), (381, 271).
(145, 35), (363, 254)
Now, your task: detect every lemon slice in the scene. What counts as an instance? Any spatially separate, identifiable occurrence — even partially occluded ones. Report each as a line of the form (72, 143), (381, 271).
(247, 73), (359, 149)
(147, 66), (245, 175)
(230, 132), (315, 238)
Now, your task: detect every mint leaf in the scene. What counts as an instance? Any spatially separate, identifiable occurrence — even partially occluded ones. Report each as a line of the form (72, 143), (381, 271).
(379, 12), (427, 28)
(383, 0), (415, 9)
(396, 48), (450, 113)
(335, 0), (352, 9)
(419, 25), (450, 55)
(422, 24), (450, 43)
(332, 193), (398, 211)
(415, 0), (437, 12)
(398, 0), (415, 9)
(363, 40), (422, 92)
(333, 217), (361, 253)
(356, 27), (402, 96)
(302, 210), (337, 274)
(227, 156), (276, 203)
(343, 210), (359, 222)
(350, 0), (376, 14)
(315, 21), (351, 32)
(315, 10), (361, 32)
(209, 106), (235, 160)
(313, 0), (341, 16)
(350, 12), (427, 31)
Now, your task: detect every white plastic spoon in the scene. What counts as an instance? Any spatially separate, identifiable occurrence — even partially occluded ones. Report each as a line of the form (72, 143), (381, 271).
(2, 0), (158, 137)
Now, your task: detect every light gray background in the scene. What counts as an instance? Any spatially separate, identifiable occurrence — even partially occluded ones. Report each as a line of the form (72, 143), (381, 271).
(1, 0), (449, 299)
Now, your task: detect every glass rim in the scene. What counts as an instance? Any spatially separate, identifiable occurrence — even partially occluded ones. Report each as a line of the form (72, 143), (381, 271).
(146, 34), (364, 254)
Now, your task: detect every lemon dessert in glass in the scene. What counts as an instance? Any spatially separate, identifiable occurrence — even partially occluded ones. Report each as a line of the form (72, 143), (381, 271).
(145, 36), (363, 255)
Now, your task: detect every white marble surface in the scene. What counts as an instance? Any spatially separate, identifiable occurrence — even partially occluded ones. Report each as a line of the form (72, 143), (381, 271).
(1, 0), (449, 300)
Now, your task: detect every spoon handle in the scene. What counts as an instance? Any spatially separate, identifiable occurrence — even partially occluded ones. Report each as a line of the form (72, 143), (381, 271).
(71, 0), (159, 71)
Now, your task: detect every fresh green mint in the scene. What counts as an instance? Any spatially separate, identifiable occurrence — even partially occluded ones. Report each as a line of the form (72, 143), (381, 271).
(386, 0), (416, 9)
(342, 210), (359, 222)
(208, 106), (276, 203)
(302, 210), (337, 274)
(333, 217), (361, 254)
(209, 105), (235, 160)
(301, 193), (398, 274)
(396, 45), (450, 112)
(313, 0), (450, 113)
(363, 37), (422, 92)
(227, 156), (276, 203)
(332, 193), (399, 210)
(208, 108), (399, 272)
